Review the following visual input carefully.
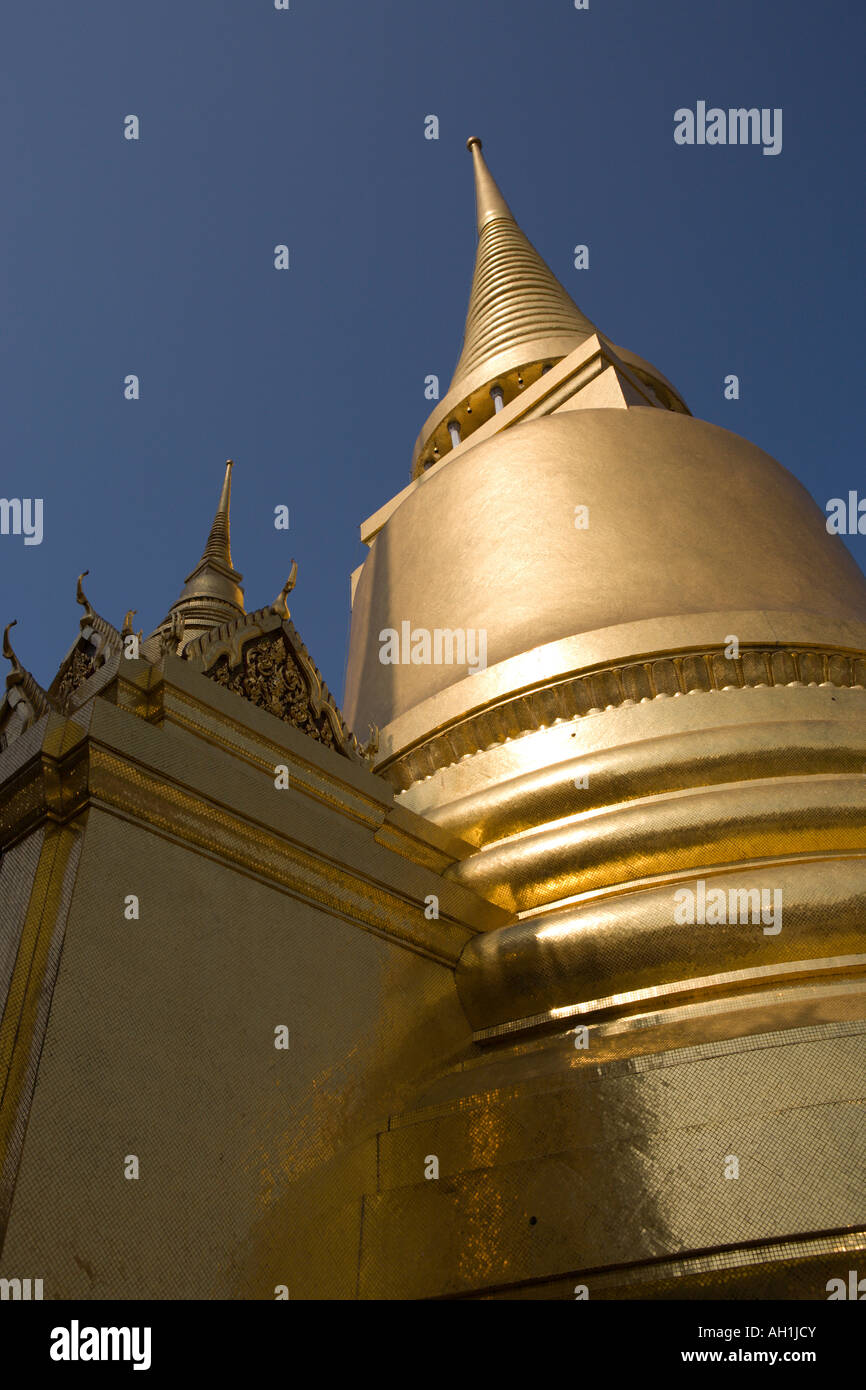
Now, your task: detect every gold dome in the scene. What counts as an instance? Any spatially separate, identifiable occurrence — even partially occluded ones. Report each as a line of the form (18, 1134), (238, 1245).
(346, 408), (866, 748)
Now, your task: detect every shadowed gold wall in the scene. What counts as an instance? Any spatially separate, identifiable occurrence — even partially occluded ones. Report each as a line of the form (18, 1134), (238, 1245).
(0, 661), (505, 1299)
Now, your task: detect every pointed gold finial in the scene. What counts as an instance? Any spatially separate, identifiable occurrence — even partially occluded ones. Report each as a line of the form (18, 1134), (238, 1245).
(466, 136), (514, 231)
(122, 610), (137, 636)
(274, 560), (299, 618)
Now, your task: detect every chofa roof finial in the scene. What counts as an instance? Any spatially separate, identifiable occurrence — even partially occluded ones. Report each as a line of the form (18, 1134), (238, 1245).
(2, 619), (23, 677)
(76, 571), (96, 623)
(274, 560), (299, 618)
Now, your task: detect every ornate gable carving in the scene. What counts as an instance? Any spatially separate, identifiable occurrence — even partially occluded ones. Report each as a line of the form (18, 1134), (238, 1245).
(208, 625), (348, 752)
(184, 571), (376, 762)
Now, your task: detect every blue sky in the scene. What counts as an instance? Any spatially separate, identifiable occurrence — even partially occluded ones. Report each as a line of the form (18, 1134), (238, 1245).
(1, 0), (864, 701)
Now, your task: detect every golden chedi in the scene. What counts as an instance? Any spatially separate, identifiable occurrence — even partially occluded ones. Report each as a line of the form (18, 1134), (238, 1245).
(1, 138), (864, 1303)
(343, 139), (866, 1297)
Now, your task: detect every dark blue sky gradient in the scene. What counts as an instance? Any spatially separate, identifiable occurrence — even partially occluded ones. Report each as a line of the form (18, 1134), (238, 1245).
(2, 0), (864, 700)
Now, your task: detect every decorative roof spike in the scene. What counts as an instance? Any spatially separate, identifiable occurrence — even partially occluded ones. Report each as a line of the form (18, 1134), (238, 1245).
(2, 619), (54, 726)
(3, 620), (23, 677)
(76, 571), (96, 623)
(72, 571), (123, 649)
(273, 561), (299, 618)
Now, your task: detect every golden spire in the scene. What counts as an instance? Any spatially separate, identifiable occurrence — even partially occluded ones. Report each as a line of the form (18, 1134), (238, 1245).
(453, 138), (597, 389)
(155, 460), (245, 652)
(412, 138), (599, 474)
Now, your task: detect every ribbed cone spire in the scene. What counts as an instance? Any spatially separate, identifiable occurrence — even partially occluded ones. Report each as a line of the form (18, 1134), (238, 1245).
(412, 139), (603, 475)
(450, 138), (597, 392)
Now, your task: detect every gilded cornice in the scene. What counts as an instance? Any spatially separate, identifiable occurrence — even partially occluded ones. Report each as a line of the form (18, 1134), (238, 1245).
(0, 695), (506, 957)
(88, 745), (474, 965)
(379, 642), (866, 791)
(0, 715), (89, 848)
(120, 662), (474, 873)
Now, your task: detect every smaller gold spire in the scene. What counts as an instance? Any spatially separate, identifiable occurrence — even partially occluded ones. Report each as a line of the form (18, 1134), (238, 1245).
(154, 460), (245, 653)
